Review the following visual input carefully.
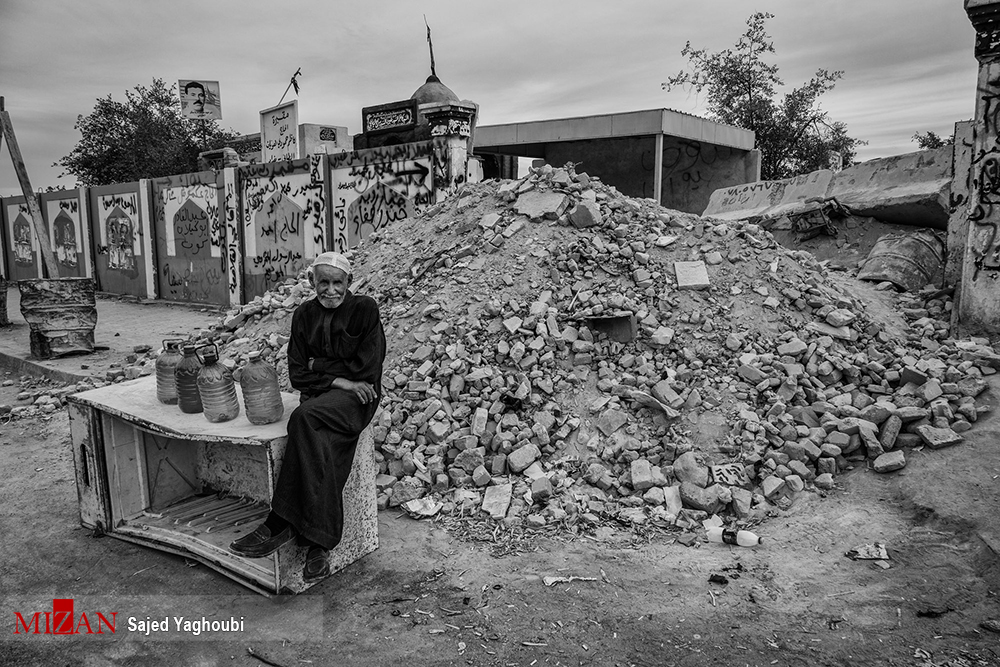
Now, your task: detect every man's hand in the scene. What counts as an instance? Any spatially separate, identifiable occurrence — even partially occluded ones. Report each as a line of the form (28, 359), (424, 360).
(332, 377), (377, 404)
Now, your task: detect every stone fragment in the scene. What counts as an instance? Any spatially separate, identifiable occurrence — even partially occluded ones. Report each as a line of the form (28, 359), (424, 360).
(481, 483), (513, 519)
(916, 425), (963, 449)
(471, 407), (489, 437)
(389, 480), (426, 507)
(672, 451), (710, 488)
(730, 487), (753, 518)
(674, 261), (710, 290)
(879, 415), (902, 451)
(480, 212), (501, 230)
(472, 465), (492, 487)
(777, 338), (808, 356)
(651, 380), (683, 409)
(596, 409), (628, 436)
(825, 309), (856, 327)
(631, 459), (655, 491)
(530, 477), (553, 503)
(760, 476), (787, 501)
(515, 190), (569, 221)
(507, 444), (542, 472)
(454, 448), (485, 473)
(569, 199), (602, 229)
(873, 450), (906, 473)
(649, 326), (675, 346)
(738, 364), (767, 383)
(663, 485), (683, 517)
(679, 482), (724, 513)
(814, 473), (835, 490)
(643, 487), (665, 506)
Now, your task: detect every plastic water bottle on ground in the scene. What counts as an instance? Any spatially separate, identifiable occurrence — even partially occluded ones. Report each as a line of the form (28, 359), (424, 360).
(706, 526), (762, 547)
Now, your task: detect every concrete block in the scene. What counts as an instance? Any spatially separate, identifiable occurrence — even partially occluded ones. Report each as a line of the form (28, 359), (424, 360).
(674, 261), (710, 290)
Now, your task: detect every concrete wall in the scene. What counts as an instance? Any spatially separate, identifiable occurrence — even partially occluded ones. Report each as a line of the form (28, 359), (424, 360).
(544, 135), (658, 199)
(541, 136), (756, 214)
(0, 138), (465, 306)
(704, 147), (954, 229)
(88, 182), (156, 299)
(958, 61), (1000, 333)
(945, 120), (975, 288)
(150, 171), (228, 305)
(329, 140), (443, 252)
(659, 137), (758, 214)
(827, 146), (952, 227)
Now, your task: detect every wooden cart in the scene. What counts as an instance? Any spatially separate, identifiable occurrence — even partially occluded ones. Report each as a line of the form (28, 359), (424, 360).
(66, 375), (378, 595)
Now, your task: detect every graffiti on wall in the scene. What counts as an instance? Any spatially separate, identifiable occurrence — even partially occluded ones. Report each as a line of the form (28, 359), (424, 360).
(11, 207), (34, 265)
(969, 69), (1000, 279)
(96, 193), (141, 277)
(151, 175), (228, 303)
(224, 171), (241, 305)
(158, 182), (223, 257)
(45, 196), (83, 271)
(660, 139), (735, 209)
(329, 141), (440, 251)
(240, 155), (326, 297)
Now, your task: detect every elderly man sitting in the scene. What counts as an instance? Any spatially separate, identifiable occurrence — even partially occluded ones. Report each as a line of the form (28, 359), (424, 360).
(230, 252), (386, 582)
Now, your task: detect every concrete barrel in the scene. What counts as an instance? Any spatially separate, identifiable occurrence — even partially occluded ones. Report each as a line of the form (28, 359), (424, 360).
(17, 277), (97, 359)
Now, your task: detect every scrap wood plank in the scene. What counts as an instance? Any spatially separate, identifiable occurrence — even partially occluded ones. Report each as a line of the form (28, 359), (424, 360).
(0, 96), (60, 277)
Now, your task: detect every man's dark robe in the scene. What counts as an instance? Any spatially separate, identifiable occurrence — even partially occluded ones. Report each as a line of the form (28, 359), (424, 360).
(272, 290), (386, 550)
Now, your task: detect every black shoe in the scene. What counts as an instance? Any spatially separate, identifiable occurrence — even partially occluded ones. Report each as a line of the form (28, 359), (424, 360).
(303, 545), (330, 582)
(229, 524), (295, 558)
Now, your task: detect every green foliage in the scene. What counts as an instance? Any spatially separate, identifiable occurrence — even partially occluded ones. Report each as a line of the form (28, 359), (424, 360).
(55, 78), (240, 187)
(912, 130), (953, 150)
(663, 12), (865, 180)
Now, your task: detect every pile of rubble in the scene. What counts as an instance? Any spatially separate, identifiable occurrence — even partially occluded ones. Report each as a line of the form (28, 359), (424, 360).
(179, 165), (1000, 532)
(0, 375), (100, 420)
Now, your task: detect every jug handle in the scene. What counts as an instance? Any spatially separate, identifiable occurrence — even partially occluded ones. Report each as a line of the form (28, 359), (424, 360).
(195, 342), (218, 364)
(163, 338), (185, 352)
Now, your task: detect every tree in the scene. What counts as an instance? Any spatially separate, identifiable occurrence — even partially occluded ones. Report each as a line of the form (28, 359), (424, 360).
(912, 130), (954, 150)
(663, 12), (865, 180)
(55, 78), (240, 187)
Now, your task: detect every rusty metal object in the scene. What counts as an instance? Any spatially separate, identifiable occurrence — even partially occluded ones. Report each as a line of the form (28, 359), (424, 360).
(17, 277), (97, 358)
(857, 231), (945, 292)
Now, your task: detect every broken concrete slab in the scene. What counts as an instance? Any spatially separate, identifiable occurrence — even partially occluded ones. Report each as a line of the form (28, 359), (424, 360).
(674, 261), (710, 290)
(514, 190), (569, 221)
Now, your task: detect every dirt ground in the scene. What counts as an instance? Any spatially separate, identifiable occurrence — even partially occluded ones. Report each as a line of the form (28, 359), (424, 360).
(2, 368), (1000, 667)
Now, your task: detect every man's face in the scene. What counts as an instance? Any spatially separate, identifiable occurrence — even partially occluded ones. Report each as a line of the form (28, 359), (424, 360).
(312, 265), (349, 309)
(188, 87), (205, 111)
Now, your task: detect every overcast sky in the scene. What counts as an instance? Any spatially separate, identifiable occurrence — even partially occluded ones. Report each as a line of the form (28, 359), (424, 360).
(0, 0), (980, 197)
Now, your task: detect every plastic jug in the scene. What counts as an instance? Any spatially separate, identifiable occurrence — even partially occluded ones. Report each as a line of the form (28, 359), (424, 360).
(197, 344), (240, 423)
(155, 339), (185, 405)
(240, 351), (284, 425)
(174, 344), (204, 414)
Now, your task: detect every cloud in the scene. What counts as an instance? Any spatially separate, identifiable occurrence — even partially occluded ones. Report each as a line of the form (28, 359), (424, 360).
(0, 0), (984, 195)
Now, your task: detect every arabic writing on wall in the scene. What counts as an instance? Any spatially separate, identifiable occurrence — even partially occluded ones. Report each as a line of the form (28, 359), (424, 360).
(329, 142), (437, 251)
(241, 156), (325, 298)
(969, 63), (1000, 279)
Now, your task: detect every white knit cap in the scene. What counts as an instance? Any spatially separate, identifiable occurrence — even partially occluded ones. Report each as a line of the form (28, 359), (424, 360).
(310, 251), (352, 275)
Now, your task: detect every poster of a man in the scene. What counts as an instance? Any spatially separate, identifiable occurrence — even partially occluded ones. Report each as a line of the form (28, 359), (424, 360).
(179, 79), (222, 120)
